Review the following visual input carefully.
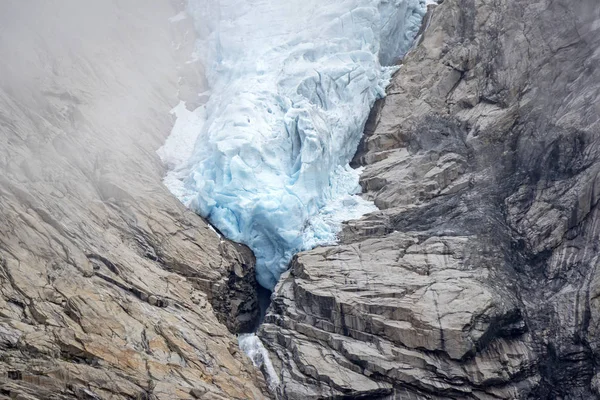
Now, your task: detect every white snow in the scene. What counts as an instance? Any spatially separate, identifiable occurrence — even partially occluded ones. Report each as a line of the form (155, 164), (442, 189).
(158, 101), (206, 200)
(159, 0), (427, 290)
(168, 11), (187, 23)
(157, 102), (205, 169)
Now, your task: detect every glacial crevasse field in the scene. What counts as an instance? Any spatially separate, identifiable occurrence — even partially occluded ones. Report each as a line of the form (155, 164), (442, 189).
(159, 0), (427, 290)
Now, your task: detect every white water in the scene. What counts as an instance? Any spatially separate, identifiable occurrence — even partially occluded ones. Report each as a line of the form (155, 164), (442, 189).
(238, 333), (280, 390)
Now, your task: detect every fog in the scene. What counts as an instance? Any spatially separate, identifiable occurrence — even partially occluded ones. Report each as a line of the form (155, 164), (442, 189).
(0, 0), (208, 207)
(0, 2), (276, 398)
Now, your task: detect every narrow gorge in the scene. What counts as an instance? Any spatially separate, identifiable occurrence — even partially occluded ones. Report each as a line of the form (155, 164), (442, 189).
(0, 0), (599, 399)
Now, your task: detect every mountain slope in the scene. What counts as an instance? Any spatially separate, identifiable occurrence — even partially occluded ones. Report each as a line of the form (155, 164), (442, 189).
(259, 0), (600, 398)
(0, 1), (268, 398)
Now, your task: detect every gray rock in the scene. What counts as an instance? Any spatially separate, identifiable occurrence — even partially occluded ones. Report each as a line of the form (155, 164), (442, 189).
(260, 0), (600, 398)
(0, 1), (268, 399)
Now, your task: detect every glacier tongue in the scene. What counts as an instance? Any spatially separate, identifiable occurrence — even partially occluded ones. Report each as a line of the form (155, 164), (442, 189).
(161, 0), (427, 289)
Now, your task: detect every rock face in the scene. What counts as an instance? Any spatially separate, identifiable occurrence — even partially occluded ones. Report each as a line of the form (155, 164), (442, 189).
(0, 1), (268, 399)
(259, 0), (600, 398)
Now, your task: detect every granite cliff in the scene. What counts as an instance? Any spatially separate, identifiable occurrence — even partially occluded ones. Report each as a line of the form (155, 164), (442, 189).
(259, 0), (600, 398)
(0, 1), (268, 399)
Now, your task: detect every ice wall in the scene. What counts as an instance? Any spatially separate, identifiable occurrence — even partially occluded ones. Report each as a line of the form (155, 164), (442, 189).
(161, 0), (427, 289)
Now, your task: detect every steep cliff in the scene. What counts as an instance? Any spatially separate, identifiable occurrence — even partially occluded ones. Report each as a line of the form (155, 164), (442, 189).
(259, 0), (600, 398)
(0, 1), (268, 399)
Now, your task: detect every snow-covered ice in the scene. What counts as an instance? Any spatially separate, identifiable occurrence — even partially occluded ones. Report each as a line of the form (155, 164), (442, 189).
(159, 0), (427, 289)
(157, 101), (206, 201)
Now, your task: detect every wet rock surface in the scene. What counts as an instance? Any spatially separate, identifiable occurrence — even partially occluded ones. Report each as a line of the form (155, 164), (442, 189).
(0, 1), (268, 399)
(259, 0), (600, 398)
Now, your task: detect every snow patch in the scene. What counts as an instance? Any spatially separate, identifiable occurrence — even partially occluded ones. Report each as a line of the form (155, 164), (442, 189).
(168, 11), (187, 23)
(157, 101), (205, 200)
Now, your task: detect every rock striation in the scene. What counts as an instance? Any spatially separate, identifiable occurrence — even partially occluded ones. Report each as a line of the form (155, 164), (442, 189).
(0, 1), (268, 399)
(259, 0), (600, 398)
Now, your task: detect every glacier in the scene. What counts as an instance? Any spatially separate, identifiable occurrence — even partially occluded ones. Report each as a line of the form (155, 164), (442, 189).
(160, 0), (428, 290)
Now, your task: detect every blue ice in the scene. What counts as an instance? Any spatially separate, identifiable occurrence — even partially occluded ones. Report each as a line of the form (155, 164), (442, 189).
(161, 0), (428, 289)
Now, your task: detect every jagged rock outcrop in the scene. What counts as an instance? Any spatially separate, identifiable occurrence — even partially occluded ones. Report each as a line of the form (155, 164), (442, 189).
(259, 0), (600, 398)
(0, 1), (268, 399)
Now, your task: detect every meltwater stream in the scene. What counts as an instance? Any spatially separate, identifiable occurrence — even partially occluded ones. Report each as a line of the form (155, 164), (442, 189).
(159, 0), (427, 389)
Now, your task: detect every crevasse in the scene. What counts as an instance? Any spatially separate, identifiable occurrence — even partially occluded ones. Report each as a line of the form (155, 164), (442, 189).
(161, 0), (427, 290)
